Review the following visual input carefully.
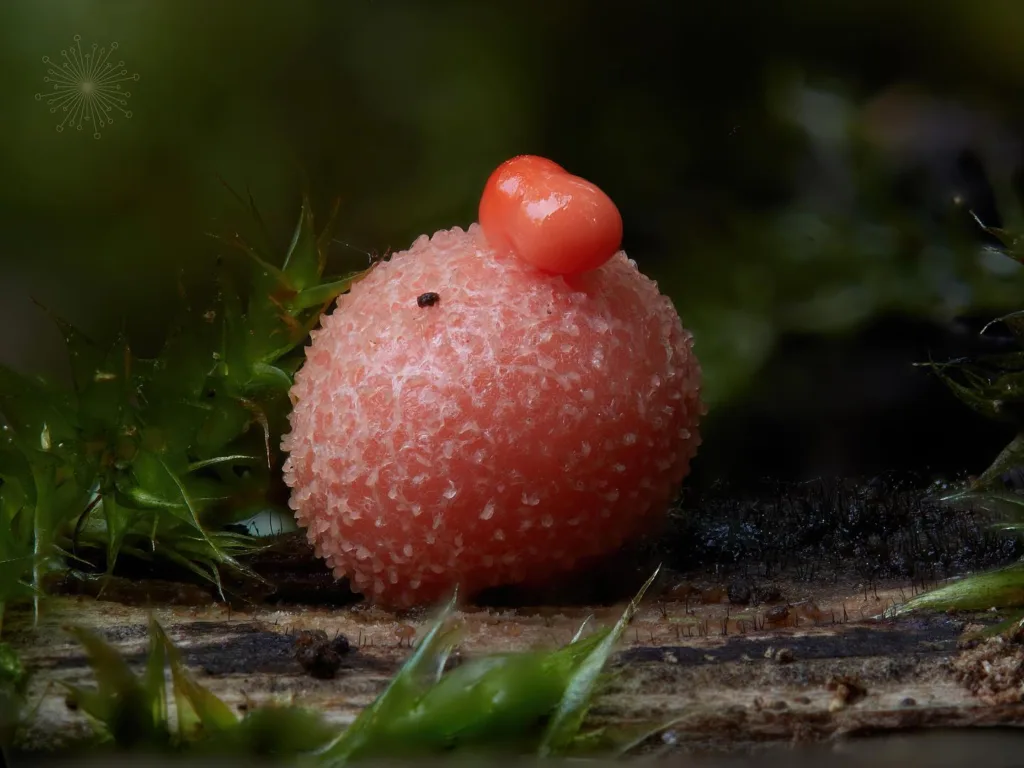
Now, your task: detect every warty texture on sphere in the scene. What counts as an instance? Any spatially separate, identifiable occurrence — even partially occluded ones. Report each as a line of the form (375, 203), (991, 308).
(282, 224), (703, 607)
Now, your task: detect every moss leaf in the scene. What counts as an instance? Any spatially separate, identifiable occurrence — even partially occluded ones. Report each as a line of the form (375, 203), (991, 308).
(539, 566), (661, 757)
(886, 562), (1024, 616)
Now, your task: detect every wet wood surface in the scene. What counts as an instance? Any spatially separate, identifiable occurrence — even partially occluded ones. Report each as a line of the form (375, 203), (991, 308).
(8, 570), (1024, 757)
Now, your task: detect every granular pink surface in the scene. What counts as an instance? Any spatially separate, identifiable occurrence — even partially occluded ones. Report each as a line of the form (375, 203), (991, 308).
(282, 224), (703, 608)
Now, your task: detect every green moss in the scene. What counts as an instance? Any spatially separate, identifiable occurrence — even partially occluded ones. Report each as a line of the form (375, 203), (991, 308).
(46, 574), (664, 761)
(898, 223), (1024, 620)
(0, 191), (366, 635)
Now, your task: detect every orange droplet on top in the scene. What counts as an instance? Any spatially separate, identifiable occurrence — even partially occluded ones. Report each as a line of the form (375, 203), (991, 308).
(478, 155), (623, 276)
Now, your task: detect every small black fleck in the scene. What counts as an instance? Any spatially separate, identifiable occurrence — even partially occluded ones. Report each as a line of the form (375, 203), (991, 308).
(417, 292), (440, 308)
(899, 697), (917, 707)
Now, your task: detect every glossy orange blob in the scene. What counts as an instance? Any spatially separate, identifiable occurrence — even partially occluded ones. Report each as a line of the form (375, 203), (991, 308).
(479, 155), (623, 275)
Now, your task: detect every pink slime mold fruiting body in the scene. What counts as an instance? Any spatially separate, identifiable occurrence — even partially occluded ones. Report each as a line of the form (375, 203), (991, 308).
(282, 158), (703, 608)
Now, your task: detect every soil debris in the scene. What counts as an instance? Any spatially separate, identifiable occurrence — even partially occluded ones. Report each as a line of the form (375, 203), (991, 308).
(951, 624), (1024, 704)
(294, 629), (352, 679)
(827, 674), (868, 710)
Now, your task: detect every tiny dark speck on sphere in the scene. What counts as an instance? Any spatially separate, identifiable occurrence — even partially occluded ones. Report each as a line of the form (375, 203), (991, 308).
(417, 292), (440, 308)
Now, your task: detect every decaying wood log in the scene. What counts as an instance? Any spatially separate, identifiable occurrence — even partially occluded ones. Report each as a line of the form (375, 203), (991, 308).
(10, 475), (1024, 760)
(7, 574), (1024, 759)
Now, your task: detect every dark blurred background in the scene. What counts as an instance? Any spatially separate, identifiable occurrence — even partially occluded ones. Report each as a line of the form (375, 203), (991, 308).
(3, 0), (1024, 486)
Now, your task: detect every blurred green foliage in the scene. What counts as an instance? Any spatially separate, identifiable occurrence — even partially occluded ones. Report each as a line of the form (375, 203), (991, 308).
(884, 223), (1024, 620)
(0, 639), (28, 747)
(51, 575), (659, 761)
(5, 0), (1024, 414)
(0, 192), (363, 638)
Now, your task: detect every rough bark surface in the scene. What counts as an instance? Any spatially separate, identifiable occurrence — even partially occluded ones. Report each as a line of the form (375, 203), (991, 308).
(8, 572), (1024, 758)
